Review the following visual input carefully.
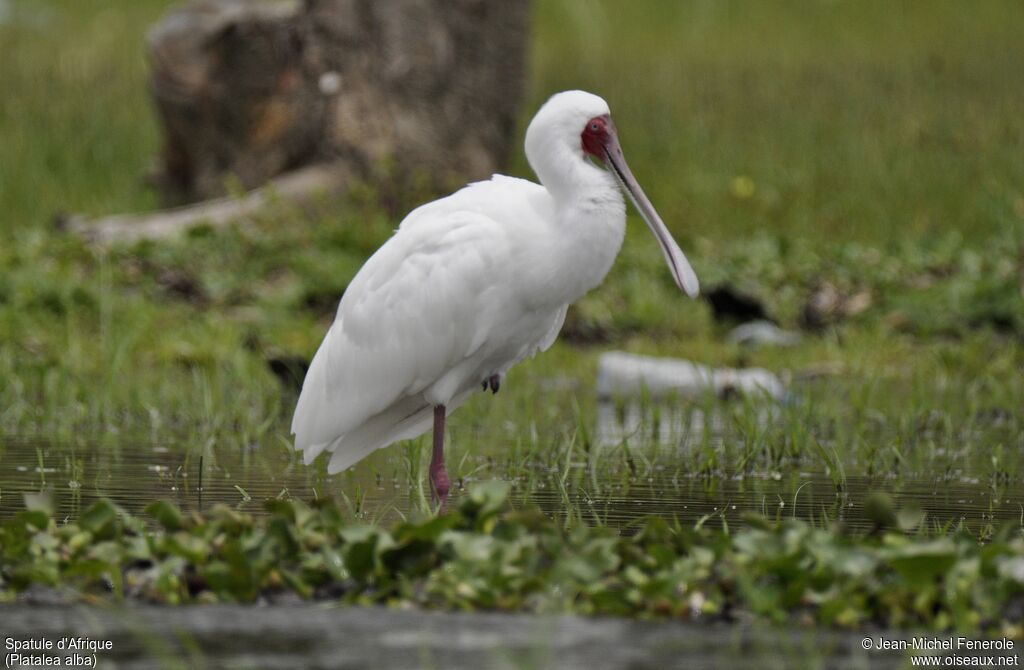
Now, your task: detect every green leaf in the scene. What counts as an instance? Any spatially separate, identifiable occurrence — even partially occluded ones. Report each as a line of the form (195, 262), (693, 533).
(264, 499), (297, 522)
(883, 539), (958, 584)
(863, 492), (897, 528)
(460, 481), (511, 528)
(16, 510), (52, 532)
(79, 500), (120, 538)
(23, 489), (55, 517)
(145, 501), (185, 531)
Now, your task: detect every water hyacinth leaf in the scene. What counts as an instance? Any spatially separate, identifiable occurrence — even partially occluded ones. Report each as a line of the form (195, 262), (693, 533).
(460, 480), (511, 528)
(623, 565), (649, 587)
(31, 531), (60, 552)
(208, 504), (253, 531)
(290, 500), (316, 527)
(265, 517), (301, 558)
(319, 548), (348, 581)
(23, 488), (55, 516)
(383, 519), (457, 575)
(996, 556), (1024, 585)
(87, 541), (123, 565)
(555, 537), (619, 583)
(883, 539), (958, 584)
(15, 510), (52, 532)
(312, 500), (344, 531)
(10, 562), (60, 588)
(819, 598), (865, 628)
(643, 543), (676, 569)
(392, 514), (460, 543)
(143, 556), (188, 604)
(739, 512), (773, 530)
(339, 525), (394, 581)
(634, 516), (674, 547)
(280, 569), (312, 599)
(896, 503), (926, 532)
(145, 500), (185, 531)
(496, 508), (551, 536)
(738, 577), (787, 621)
(164, 533), (211, 564)
(65, 558), (116, 585)
(582, 537), (620, 574)
(442, 531), (496, 563)
(863, 492), (898, 529)
(832, 550), (877, 578)
(79, 500), (120, 539)
(2, 482), (1024, 631)
(203, 560), (256, 599)
(339, 525), (384, 544)
(342, 540), (377, 582)
(264, 499), (297, 522)
(688, 546), (716, 570)
(219, 537), (250, 573)
(67, 531), (93, 554)
(732, 529), (775, 557)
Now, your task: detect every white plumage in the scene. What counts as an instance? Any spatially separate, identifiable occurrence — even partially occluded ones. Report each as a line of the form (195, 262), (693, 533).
(291, 91), (698, 491)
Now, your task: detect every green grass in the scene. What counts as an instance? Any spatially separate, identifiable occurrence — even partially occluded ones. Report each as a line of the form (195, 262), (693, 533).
(529, 0), (1024, 245)
(3, 0), (1023, 243)
(0, 0), (1022, 536)
(0, 0), (168, 226)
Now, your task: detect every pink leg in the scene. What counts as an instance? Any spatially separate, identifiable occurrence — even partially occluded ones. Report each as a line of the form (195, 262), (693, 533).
(430, 405), (450, 503)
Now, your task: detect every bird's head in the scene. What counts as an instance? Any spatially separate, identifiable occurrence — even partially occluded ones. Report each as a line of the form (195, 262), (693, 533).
(525, 90), (699, 298)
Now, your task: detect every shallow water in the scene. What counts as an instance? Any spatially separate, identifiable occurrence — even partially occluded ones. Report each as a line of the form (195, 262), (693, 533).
(1, 396), (1020, 533)
(9, 602), (1011, 670)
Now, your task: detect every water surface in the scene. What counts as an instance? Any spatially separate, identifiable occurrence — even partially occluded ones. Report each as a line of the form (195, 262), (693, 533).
(2, 392), (1019, 534)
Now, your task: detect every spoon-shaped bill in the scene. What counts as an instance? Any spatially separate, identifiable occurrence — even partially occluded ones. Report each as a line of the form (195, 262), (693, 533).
(602, 140), (699, 298)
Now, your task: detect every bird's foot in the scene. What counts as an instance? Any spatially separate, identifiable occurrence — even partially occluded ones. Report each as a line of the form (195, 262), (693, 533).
(430, 465), (451, 506)
(487, 373), (501, 394)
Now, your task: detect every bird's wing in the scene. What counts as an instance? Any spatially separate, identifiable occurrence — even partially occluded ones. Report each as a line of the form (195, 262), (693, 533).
(290, 207), (520, 466)
(536, 305), (568, 353)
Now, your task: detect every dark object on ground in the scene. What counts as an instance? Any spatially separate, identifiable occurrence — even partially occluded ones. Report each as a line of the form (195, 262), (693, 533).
(301, 286), (345, 319)
(559, 305), (615, 344)
(704, 285), (772, 324)
(156, 266), (208, 306)
(148, 0), (531, 206)
(801, 281), (873, 330)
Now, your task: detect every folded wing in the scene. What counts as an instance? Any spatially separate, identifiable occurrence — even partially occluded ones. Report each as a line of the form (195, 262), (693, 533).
(292, 207), (518, 471)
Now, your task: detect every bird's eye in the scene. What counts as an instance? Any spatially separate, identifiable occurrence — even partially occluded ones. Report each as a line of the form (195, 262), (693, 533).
(590, 122), (600, 132)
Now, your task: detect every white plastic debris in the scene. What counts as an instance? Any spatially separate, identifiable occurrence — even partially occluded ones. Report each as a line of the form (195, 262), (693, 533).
(597, 351), (785, 401)
(726, 320), (802, 348)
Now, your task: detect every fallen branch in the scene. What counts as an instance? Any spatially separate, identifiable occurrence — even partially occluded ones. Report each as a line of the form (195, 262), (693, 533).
(64, 163), (349, 246)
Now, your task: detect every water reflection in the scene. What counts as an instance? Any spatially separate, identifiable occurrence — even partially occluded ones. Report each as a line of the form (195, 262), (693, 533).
(0, 398), (1019, 535)
(594, 400), (778, 449)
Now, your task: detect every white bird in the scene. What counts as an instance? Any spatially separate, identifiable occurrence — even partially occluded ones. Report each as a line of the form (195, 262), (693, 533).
(291, 90), (699, 500)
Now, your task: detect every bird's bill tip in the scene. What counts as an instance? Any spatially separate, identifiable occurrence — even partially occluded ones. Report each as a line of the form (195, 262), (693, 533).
(601, 137), (700, 300)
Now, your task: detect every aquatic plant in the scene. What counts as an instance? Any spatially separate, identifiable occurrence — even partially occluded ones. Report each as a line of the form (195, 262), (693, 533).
(2, 483), (1022, 635)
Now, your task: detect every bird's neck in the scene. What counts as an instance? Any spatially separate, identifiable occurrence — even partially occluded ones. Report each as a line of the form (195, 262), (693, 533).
(524, 142), (627, 305)
(543, 165), (627, 305)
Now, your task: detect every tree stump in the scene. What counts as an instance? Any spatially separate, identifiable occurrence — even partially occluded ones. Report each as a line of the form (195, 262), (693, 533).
(148, 0), (531, 205)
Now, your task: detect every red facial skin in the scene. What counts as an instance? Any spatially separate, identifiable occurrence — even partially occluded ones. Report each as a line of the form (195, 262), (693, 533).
(581, 114), (612, 159)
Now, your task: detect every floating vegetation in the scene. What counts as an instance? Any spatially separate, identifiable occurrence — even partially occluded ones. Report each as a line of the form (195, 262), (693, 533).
(2, 483), (1022, 635)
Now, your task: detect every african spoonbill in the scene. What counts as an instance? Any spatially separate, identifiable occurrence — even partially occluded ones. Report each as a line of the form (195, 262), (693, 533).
(291, 90), (699, 501)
